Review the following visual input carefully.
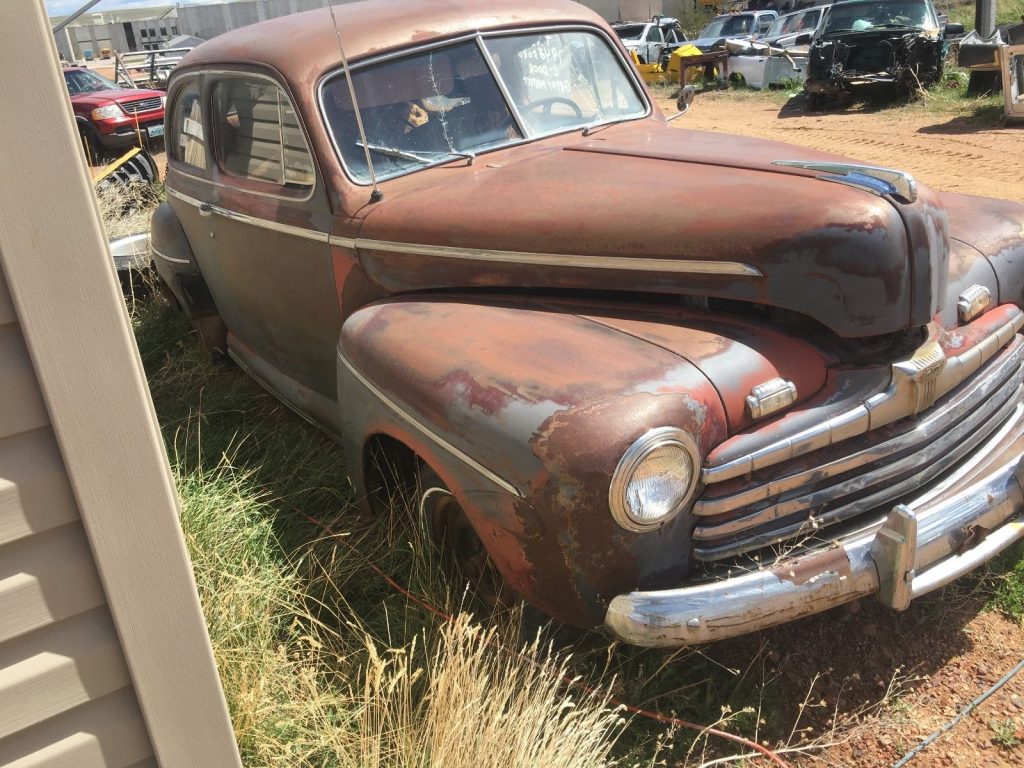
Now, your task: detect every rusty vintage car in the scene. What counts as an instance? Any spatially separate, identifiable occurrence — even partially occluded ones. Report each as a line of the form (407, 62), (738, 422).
(152, 0), (1024, 647)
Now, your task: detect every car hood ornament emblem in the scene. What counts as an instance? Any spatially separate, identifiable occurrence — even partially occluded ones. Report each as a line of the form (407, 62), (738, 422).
(773, 160), (918, 204)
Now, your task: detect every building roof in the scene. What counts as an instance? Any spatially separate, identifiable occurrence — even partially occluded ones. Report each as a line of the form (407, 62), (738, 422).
(51, 5), (176, 28)
(180, 0), (607, 86)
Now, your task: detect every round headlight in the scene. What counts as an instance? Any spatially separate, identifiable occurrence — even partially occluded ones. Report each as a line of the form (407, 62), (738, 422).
(609, 428), (700, 532)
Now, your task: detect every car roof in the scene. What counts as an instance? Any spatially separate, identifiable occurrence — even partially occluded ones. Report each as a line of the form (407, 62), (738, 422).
(181, 0), (608, 84)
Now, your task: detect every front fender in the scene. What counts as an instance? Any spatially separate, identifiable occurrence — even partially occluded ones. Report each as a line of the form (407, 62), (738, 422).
(941, 192), (1024, 312)
(338, 296), (732, 625)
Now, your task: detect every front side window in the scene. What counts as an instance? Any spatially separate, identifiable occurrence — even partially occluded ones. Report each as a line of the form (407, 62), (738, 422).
(212, 76), (315, 190)
(321, 29), (646, 184)
(169, 80), (206, 170)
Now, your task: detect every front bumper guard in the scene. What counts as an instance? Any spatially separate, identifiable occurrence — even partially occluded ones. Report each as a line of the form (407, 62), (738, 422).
(605, 423), (1024, 647)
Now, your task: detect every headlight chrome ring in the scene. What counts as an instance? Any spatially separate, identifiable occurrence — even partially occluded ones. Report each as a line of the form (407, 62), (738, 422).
(608, 427), (701, 533)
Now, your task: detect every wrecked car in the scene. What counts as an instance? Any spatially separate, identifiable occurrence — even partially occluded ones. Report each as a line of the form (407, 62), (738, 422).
(612, 16), (687, 65)
(153, 0), (1024, 647)
(690, 10), (779, 52)
(805, 0), (945, 107)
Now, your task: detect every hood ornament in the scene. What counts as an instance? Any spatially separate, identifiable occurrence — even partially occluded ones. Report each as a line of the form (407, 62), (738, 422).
(772, 161), (918, 204)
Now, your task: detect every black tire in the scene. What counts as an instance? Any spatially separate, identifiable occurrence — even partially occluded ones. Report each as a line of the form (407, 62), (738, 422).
(417, 465), (514, 610)
(78, 127), (101, 166)
(807, 92), (826, 111)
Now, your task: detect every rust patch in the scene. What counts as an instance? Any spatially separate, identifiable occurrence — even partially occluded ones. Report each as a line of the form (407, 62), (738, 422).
(775, 547), (852, 587)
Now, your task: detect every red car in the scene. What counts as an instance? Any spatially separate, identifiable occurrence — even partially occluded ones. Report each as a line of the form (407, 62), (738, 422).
(64, 67), (165, 158)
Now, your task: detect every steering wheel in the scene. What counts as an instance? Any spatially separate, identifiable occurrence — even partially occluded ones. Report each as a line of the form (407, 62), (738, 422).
(521, 96), (584, 118)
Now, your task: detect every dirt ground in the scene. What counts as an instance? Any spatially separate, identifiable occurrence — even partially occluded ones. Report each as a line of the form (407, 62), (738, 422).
(658, 90), (1024, 204)
(652, 89), (1024, 768)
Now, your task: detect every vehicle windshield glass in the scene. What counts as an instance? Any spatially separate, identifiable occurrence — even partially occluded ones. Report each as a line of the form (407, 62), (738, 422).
(768, 8), (822, 36)
(321, 30), (646, 184)
(701, 15), (755, 37)
(64, 69), (119, 94)
(822, 0), (935, 33)
(613, 24), (645, 41)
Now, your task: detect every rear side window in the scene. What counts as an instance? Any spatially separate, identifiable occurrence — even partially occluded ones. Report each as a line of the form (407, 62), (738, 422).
(169, 80), (206, 170)
(212, 76), (315, 191)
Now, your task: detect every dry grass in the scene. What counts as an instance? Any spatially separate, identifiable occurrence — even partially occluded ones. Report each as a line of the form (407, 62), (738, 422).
(95, 178), (161, 240)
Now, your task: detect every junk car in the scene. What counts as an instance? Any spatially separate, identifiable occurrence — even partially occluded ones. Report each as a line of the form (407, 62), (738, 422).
(805, 0), (945, 107)
(612, 16), (687, 65)
(152, 0), (1024, 647)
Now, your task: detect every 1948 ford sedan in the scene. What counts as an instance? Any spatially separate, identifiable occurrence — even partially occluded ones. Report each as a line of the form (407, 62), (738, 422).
(152, 0), (1024, 647)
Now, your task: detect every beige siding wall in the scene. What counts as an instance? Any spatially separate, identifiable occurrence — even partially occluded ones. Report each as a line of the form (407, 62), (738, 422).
(0, 270), (158, 768)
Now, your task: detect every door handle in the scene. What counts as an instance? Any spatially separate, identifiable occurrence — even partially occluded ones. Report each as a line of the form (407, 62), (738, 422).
(199, 202), (213, 217)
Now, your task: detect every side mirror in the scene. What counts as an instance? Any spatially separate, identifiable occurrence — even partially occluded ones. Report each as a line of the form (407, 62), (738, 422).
(794, 32), (813, 45)
(674, 84), (696, 116)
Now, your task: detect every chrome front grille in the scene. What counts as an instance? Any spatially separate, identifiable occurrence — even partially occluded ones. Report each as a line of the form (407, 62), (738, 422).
(693, 332), (1024, 562)
(121, 96), (162, 115)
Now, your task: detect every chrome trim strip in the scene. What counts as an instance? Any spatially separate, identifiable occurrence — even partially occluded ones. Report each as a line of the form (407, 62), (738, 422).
(605, 447), (1024, 647)
(772, 160), (918, 203)
(152, 247), (191, 266)
(338, 235), (762, 276)
(704, 311), (1024, 484)
(693, 392), (1023, 557)
(167, 188), (329, 243)
(338, 352), (524, 499)
(316, 24), (652, 188)
(696, 345), (1024, 516)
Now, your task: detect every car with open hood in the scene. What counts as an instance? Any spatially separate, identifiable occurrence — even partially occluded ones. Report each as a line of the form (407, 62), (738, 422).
(805, 0), (945, 107)
(152, 0), (1024, 647)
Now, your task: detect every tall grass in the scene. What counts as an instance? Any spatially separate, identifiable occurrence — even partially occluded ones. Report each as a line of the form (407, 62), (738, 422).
(133, 294), (628, 767)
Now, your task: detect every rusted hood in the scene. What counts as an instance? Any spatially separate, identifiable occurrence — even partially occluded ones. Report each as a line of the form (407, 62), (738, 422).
(357, 123), (948, 339)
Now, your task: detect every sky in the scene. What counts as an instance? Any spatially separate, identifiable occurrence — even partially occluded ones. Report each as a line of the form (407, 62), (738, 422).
(45, 0), (216, 17)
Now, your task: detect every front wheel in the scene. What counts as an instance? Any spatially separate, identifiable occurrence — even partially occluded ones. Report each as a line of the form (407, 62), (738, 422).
(418, 466), (514, 610)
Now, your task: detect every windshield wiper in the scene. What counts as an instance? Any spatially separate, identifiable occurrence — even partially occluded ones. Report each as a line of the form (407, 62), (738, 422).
(357, 142), (475, 166)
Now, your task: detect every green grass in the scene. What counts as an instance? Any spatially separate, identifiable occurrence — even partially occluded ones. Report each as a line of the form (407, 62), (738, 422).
(936, 0), (1024, 30)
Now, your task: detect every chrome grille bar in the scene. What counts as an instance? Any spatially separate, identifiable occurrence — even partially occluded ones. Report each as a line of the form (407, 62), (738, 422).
(122, 97), (162, 115)
(702, 308), (1024, 484)
(696, 339), (1024, 517)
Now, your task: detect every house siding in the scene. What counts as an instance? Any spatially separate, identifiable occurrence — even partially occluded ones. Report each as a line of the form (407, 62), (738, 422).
(0, 271), (158, 768)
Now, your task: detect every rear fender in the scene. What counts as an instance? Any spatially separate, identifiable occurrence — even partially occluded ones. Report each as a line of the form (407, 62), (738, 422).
(338, 297), (733, 626)
(150, 201), (216, 320)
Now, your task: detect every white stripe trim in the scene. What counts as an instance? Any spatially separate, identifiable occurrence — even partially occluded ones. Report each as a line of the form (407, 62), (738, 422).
(168, 188), (762, 277)
(339, 352), (524, 498)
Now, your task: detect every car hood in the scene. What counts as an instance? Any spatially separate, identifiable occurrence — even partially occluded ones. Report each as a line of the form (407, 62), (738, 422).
(355, 120), (948, 339)
(70, 87), (164, 108)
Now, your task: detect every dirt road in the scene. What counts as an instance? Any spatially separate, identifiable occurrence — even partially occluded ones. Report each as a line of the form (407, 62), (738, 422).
(659, 91), (1024, 204)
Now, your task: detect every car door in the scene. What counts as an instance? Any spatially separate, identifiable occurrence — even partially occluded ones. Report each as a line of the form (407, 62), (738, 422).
(199, 69), (343, 427)
(164, 74), (222, 293)
(645, 24), (664, 64)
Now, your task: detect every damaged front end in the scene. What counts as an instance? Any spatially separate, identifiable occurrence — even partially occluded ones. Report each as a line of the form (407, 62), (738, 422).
(806, 0), (945, 103)
(808, 30), (943, 97)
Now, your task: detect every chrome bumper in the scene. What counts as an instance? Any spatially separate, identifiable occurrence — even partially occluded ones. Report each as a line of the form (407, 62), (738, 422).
(605, 409), (1024, 647)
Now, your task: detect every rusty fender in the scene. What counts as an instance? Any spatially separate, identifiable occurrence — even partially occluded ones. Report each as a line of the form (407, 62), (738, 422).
(335, 296), (764, 627)
(941, 192), (1024, 310)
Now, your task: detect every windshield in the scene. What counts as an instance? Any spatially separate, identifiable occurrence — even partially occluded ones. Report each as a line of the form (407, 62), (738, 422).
(321, 30), (647, 184)
(822, 0), (936, 34)
(64, 69), (119, 94)
(700, 15), (755, 38)
(613, 24), (645, 41)
(767, 8), (823, 37)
